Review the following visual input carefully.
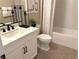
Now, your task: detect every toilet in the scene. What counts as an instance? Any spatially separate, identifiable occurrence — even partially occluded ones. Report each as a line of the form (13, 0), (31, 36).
(38, 34), (52, 51)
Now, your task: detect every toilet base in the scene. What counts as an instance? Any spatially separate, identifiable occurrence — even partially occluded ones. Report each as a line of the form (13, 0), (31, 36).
(38, 44), (50, 51)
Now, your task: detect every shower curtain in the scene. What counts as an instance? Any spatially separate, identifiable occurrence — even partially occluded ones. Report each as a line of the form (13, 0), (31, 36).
(42, 0), (56, 36)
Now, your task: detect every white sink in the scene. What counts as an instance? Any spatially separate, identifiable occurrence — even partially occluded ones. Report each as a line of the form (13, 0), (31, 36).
(1, 27), (26, 38)
(1, 27), (27, 46)
(0, 27), (39, 46)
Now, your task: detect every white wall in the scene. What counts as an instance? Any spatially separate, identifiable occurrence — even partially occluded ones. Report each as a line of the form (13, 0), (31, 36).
(53, 0), (78, 30)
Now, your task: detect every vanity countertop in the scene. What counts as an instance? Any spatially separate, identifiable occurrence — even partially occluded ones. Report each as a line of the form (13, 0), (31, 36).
(0, 27), (39, 47)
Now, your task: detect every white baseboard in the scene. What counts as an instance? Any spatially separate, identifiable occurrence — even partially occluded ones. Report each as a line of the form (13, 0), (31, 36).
(52, 27), (78, 50)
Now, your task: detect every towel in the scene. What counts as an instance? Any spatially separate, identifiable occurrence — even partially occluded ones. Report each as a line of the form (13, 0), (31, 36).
(1, 7), (12, 17)
(7, 7), (12, 11)
(1, 7), (7, 11)
(2, 10), (8, 17)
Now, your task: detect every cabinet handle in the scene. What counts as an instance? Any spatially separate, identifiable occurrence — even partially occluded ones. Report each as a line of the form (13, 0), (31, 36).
(25, 46), (27, 53)
(23, 47), (26, 54)
(1, 54), (6, 59)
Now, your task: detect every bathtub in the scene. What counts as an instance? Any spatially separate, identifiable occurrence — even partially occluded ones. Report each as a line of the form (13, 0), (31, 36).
(52, 27), (78, 50)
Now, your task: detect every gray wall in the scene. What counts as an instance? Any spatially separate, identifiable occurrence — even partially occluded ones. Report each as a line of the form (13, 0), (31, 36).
(53, 0), (78, 30)
(0, 0), (14, 23)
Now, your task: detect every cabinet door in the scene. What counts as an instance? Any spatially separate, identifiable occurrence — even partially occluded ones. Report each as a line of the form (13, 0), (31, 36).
(0, 38), (4, 56)
(24, 37), (37, 59)
(6, 45), (24, 59)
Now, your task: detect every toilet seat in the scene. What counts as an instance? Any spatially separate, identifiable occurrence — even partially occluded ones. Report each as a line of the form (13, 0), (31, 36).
(38, 34), (52, 42)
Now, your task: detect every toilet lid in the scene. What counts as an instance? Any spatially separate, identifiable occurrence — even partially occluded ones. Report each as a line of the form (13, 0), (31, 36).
(38, 34), (52, 40)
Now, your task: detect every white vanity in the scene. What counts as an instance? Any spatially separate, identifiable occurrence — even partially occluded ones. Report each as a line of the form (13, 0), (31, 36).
(0, 27), (39, 59)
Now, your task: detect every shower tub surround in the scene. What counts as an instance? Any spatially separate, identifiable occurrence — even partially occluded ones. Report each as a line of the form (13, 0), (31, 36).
(0, 27), (39, 59)
(53, 27), (78, 50)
